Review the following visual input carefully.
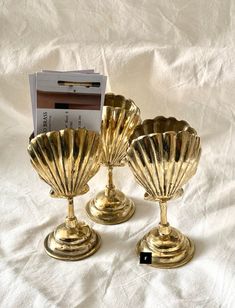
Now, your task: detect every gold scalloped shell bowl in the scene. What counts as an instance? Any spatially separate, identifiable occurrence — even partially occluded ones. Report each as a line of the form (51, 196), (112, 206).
(127, 116), (201, 201)
(28, 128), (102, 198)
(101, 93), (141, 166)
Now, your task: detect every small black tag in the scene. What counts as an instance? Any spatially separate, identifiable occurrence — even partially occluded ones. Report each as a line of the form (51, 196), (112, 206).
(139, 252), (152, 264)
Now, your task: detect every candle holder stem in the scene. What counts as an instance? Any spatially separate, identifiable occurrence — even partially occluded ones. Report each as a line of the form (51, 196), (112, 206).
(108, 166), (114, 188)
(67, 197), (75, 218)
(159, 200), (171, 236)
(159, 200), (167, 225)
(105, 166), (115, 197)
(65, 197), (78, 229)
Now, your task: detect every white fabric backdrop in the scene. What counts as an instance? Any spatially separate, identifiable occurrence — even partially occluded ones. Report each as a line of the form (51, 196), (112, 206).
(0, 1), (235, 307)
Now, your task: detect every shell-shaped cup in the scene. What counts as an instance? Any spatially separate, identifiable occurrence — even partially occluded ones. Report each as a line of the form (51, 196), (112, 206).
(28, 128), (102, 198)
(127, 116), (201, 201)
(101, 93), (141, 166)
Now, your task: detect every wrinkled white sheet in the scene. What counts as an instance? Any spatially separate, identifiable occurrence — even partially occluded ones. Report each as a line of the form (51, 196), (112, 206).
(0, 1), (235, 307)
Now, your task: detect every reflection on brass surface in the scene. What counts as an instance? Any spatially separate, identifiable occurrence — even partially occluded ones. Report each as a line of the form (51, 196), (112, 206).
(86, 93), (141, 225)
(28, 128), (102, 261)
(127, 116), (201, 268)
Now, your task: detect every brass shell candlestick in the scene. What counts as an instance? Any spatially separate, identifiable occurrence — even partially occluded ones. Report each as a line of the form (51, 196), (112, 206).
(28, 128), (102, 261)
(127, 116), (201, 268)
(86, 93), (141, 225)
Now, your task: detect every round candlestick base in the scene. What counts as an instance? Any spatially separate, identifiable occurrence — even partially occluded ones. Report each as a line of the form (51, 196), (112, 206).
(86, 189), (135, 225)
(44, 218), (101, 261)
(136, 226), (195, 269)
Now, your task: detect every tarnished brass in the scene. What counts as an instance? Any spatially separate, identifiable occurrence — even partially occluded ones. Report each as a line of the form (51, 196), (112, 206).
(86, 93), (141, 225)
(127, 116), (201, 268)
(28, 128), (102, 261)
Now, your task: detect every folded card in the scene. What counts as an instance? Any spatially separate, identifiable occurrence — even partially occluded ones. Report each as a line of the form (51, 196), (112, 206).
(29, 70), (107, 135)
